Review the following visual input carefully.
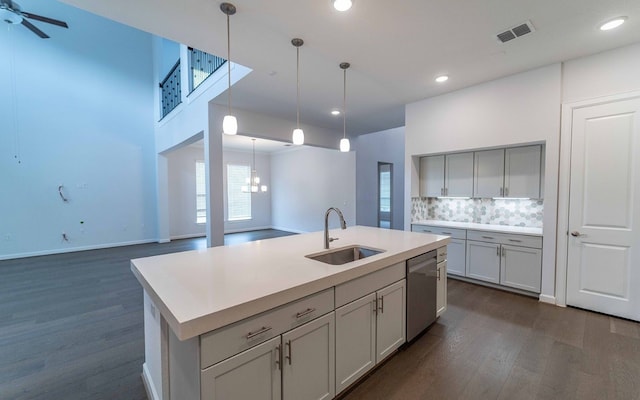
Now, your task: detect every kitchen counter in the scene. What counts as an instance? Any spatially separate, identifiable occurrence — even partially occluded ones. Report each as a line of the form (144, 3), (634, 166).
(412, 219), (542, 236)
(131, 226), (449, 340)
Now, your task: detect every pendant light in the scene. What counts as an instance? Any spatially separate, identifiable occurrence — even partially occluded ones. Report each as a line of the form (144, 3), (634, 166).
(339, 62), (351, 152)
(221, 3), (238, 135)
(241, 139), (268, 193)
(291, 38), (305, 145)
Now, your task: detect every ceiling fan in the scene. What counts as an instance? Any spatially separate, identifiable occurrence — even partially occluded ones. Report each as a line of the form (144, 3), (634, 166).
(0, 0), (68, 39)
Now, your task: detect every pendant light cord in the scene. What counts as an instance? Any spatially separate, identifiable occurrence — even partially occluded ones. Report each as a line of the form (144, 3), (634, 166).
(296, 47), (300, 128)
(343, 68), (347, 139)
(226, 13), (232, 115)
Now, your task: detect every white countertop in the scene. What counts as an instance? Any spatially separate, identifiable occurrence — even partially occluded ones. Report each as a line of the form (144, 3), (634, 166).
(131, 226), (449, 340)
(412, 220), (542, 236)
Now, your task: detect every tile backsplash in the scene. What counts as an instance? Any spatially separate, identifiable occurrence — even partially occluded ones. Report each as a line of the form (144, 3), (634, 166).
(411, 197), (544, 228)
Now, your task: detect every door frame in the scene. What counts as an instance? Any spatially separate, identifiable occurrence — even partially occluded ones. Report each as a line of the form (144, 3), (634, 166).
(555, 90), (640, 307)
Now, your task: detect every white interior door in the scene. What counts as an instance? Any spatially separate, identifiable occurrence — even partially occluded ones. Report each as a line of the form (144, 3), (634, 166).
(567, 96), (640, 321)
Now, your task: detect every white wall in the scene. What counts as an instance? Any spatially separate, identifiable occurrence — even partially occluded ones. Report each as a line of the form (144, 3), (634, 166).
(404, 64), (562, 300)
(167, 145), (206, 239)
(0, 1), (156, 259)
(223, 149), (272, 232)
(563, 43), (640, 103)
(271, 147), (356, 233)
(354, 127), (405, 230)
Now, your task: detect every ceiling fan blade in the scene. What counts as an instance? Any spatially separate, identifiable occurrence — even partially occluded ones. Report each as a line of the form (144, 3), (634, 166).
(1, 0), (14, 10)
(21, 11), (68, 28)
(21, 19), (49, 38)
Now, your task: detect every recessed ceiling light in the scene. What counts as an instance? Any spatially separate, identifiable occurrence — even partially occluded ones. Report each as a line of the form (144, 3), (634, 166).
(331, 110), (341, 116)
(600, 17), (627, 31)
(333, 0), (352, 12)
(435, 75), (449, 83)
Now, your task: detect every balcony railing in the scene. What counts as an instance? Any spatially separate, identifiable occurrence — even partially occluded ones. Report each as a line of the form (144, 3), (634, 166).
(188, 47), (226, 93)
(159, 60), (181, 119)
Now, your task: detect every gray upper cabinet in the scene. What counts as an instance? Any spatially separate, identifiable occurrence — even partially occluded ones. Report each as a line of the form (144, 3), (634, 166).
(504, 146), (542, 199)
(420, 153), (473, 197)
(473, 149), (505, 198)
(419, 155), (445, 197)
(473, 145), (542, 199)
(445, 152), (474, 197)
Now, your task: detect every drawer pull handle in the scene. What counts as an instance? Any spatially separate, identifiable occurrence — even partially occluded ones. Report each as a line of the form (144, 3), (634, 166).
(482, 236), (494, 239)
(508, 239), (522, 243)
(246, 326), (272, 340)
(441, 231), (452, 235)
(295, 307), (316, 319)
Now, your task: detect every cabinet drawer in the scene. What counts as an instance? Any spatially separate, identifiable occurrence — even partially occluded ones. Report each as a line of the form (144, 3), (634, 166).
(436, 246), (447, 263)
(335, 262), (405, 308)
(201, 288), (334, 369)
(411, 225), (466, 240)
(467, 230), (542, 249)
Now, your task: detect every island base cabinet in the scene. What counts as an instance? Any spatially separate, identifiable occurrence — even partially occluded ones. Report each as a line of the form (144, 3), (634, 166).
(375, 280), (406, 361)
(201, 312), (335, 400)
(201, 336), (281, 400)
(335, 280), (406, 395)
(437, 261), (447, 317)
(282, 312), (335, 400)
(500, 245), (542, 293)
(335, 293), (376, 394)
(466, 241), (500, 284)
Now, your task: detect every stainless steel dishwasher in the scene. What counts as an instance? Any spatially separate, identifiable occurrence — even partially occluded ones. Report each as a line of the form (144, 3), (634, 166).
(406, 250), (437, 342)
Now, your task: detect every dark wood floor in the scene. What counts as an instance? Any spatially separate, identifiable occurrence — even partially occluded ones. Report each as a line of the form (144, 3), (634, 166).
(0, 230), (294, 400)
(343, 279), (640, 400)
(1, 232), (638, 400)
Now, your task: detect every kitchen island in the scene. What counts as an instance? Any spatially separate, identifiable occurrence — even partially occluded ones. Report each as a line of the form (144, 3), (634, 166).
(132, 226), (449, 400)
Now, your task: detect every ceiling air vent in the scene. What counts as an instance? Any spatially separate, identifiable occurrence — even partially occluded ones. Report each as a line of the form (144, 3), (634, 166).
(496, 20), (535, 43)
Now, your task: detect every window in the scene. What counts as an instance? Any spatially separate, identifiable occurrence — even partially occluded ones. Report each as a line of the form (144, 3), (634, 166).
(227, 164), (252, 221)
(196, 161), (207, 224)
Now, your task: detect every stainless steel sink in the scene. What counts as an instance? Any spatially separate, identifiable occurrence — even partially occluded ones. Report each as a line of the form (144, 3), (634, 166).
(305, 245), (385, 265)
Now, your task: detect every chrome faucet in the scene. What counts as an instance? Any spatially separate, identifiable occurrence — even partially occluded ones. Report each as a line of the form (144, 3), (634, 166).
(324, 207), (347, 249)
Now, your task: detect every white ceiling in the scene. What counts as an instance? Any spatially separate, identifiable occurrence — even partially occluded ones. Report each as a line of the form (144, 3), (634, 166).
(222, 134), (293, 153)
(59, 0), (640, 135)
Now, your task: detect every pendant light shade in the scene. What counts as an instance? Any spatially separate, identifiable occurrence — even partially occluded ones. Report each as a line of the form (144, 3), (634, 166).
(339, 62), (350, 153)
(291, 38), (305, 145)
(221, 3), (238, 135)
(223, 115), (238, 135)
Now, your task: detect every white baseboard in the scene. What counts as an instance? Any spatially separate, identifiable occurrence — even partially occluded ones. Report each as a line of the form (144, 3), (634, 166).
(269, 225), (309, 234)
(0, 238), (158, 261)
(538, 294), (557, 305)
(142, 363), (161, 400)
(224, 225), (273, 234)
(170, 233), (206, 240)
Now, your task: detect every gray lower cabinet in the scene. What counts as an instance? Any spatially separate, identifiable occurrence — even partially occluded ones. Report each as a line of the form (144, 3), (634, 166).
(500, 245), (542, 293)
(335, 280), (406, 394)
(446, 238), (466, 276)
(465, 240), (501, 284)
(201, 312), (335, 400)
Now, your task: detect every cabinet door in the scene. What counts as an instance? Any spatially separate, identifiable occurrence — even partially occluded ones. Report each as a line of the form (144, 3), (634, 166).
(375, 280), (406, 363)
(282, 312), (335, 400)
(201, 336), (281, 400)
(474, 149), (505, 198)
(504, 145), (542, 198)
(445, 152), (474, 197)
(446, 239), (466, 276)
(420, 155), (445, 197)
(335, 293), (376, 394)
(500, 245), (542, 293)
(465, 240), (501, 284)
(437, 261), (447, 317)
